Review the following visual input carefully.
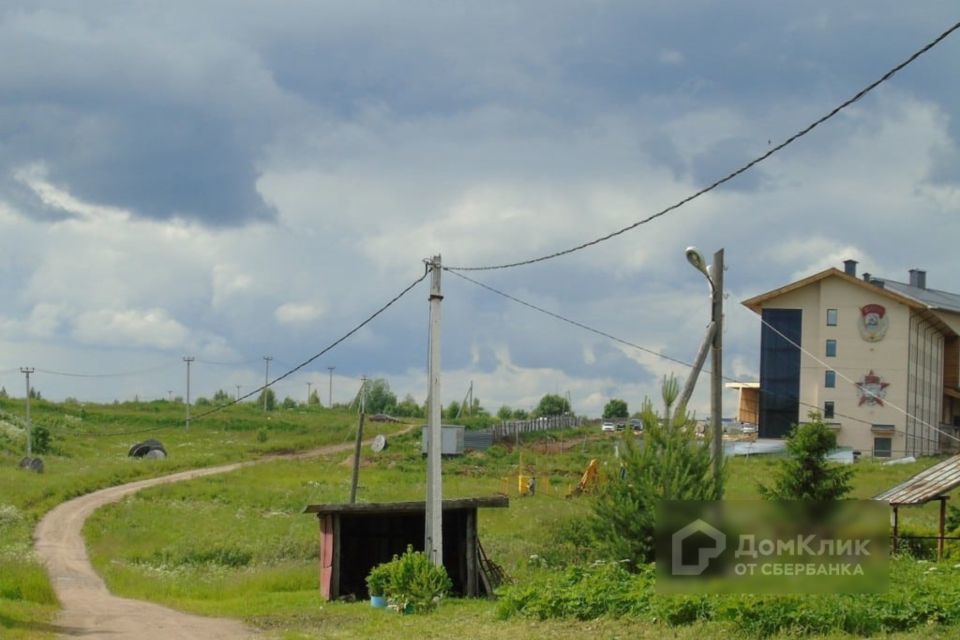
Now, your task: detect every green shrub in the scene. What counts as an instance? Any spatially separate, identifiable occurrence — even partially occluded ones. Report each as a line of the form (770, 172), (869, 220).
(366, 562), (391, 597)
(257, 428), (269, 443)
(497, 562), (653, 621)
(31, 426), (51, 455)
(374, 546), (452, 613)
(496, 559), (960, 637)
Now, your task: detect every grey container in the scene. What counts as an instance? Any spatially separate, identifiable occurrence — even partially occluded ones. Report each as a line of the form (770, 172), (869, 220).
(421, 425), (465, 456)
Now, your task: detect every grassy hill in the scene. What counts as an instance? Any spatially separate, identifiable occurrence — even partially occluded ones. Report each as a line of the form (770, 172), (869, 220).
(1, 397), (957, 639)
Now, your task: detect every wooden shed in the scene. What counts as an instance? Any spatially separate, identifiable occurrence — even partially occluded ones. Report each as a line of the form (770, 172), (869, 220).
(304, 496), (508, 600)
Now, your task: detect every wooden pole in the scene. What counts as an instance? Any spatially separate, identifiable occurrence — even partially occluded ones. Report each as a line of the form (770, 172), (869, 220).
(892, 506), (899, 555)
(938, 497), (946, 561)
(349, 377), (367, 504)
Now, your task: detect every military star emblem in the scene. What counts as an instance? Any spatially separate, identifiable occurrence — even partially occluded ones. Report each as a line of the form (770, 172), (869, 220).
(856, 370), (889, 406)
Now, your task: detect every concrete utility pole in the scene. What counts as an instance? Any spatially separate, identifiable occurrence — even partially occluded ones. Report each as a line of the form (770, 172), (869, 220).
(710, 248), (724, 487)
(262, 356), (273, 411)
(183, 357), (194, 429)
(235, 384), (242, 401)
(425, 255), (444, 566)
(20, 368), (34, 457)
(327, 366), (335, 407)
(683, 247), (724, 487)
(350, 376), (367, 504)
(306, 381), (313, 406)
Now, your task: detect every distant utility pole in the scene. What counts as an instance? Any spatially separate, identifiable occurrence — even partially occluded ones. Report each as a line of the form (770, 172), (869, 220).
(262, 356), (273, 411)
(350, 376), (368, 504)
(425, 255), (444, 567)
(327, 366), (335, 407)
(183, 357), (194, 429)
(306, 381), (313, 406)
(167, 390), (173, 402)
(20, 368), (34, 457)
(235, 384), (242, 401)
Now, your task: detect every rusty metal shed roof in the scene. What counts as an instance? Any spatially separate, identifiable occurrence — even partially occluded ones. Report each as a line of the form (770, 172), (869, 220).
(874, 454), (960, 505)
(303, 496), (508, 515)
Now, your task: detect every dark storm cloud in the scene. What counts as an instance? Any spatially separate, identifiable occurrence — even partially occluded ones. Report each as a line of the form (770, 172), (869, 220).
(0, 4), (281, 225)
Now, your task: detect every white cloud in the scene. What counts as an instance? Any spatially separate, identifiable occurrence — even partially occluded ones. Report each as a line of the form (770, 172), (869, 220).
(72, 308), (189, 350)
(274, 302), (324, 325)
(1, 3), (958, 413)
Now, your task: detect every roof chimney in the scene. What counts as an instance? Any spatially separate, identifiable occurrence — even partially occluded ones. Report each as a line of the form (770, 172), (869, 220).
(843, 259), (858, 277)
(909, 269), (927, 290)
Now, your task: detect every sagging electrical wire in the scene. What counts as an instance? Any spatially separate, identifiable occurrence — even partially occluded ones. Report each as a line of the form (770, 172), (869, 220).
(444, 268), (912, 433)
(446, 20), (960, 272)
(80, 270), (430, 437)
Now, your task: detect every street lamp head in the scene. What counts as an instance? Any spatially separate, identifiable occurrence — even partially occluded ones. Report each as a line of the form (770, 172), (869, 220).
(685, 246), (709, 276)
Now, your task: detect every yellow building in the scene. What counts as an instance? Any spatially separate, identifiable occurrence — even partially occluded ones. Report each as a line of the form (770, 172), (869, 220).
(742, 260), (960, 458)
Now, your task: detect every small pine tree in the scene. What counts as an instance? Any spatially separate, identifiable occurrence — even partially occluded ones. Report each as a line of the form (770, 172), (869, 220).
(588, 378), (723, 568)
(0, 386), (7, 399)
(758, 412), (853, 501)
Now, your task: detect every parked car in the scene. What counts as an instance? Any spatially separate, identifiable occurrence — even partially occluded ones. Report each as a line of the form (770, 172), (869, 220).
(629, 418), (643, 432)
(601, 422), (617, 432)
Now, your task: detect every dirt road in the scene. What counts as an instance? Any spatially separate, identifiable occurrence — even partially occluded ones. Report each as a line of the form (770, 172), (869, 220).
(34, 438), (366, 639)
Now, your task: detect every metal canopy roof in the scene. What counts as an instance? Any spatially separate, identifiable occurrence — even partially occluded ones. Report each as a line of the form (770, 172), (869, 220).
(303, 496), (508, 515)
(874, 454), (960, 505)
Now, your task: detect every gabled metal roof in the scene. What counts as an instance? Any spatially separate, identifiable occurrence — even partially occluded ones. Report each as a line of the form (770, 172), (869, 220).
(874, 280), (960, 314)
(874, 454), (960, 505)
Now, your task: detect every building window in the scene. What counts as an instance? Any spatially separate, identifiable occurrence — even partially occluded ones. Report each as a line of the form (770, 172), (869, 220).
(825, 370), (836, 388)
(873, 437), (892, 458)
(824, 401), (835, 419)
(825, 339), (837, 357)
(826, 308), (838, 326)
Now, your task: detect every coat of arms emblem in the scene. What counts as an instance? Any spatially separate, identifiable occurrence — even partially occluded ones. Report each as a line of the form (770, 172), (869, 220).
(858, 304), (888, 342)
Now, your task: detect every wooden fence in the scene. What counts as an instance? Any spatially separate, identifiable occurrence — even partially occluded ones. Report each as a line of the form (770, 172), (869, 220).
(489, 415), (583, 442)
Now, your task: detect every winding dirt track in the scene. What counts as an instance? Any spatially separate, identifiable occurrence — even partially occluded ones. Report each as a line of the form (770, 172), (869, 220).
(34, 439), (367, 639)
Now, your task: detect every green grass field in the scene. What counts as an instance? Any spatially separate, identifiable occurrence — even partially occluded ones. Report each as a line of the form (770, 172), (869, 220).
(1, 399), (958, 639)
(0, 396), (404, 639)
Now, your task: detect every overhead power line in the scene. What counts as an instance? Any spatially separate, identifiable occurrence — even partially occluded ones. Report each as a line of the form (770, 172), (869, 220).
(445, 268), (696, 370)
(184, 271), (430, 424)
(443, 269), (927, 435)
(34, 362), (178, 378)
(194, 359), (257, 367)
(446, 20), (960, 272)
(78, 270), (429, 437)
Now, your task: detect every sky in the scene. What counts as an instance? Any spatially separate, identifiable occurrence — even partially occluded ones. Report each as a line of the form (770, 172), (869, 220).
(1, 2), (959, 419)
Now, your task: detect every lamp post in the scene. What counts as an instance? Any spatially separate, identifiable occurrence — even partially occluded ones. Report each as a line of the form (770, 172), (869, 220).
(685, 247), (724, 487)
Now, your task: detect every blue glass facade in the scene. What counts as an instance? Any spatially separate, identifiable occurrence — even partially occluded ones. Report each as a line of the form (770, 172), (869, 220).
(759, 308), (802, 438)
